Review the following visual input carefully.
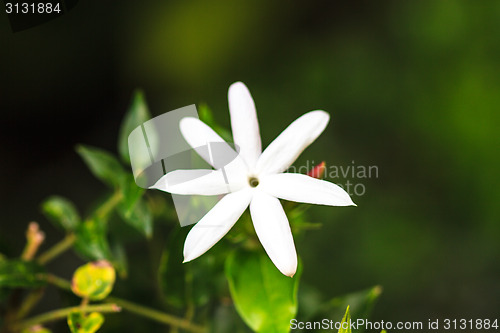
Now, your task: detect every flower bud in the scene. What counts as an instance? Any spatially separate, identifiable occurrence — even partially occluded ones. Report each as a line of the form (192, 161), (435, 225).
(307, 161), (326, 179)
(22, 222), (45, 260)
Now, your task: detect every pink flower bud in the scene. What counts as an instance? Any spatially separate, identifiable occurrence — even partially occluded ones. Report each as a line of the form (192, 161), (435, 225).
(307, 161), (326, 179)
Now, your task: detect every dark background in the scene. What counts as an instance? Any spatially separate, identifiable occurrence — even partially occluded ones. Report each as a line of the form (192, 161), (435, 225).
(1, 0), (500, 330)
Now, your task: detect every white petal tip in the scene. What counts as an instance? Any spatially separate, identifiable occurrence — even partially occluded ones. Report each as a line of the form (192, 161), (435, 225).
(149, 177), (164, 191)
(314, 109), (329, 115)
(328, 192), (356, 207)
(183, 249), (203, 263)
(310, 110), (330, 121)
(180, 116), (198, 125)
(229, 81), (247, 90)
(341, 196), (356, 206)
(276, 261), (297, 277)
(281, 268), (297, 277)
(228, 82), (253, 104)
(346, 196), (357, 206)
(179, 117), (201, 134)
(337, 188), (356, 207)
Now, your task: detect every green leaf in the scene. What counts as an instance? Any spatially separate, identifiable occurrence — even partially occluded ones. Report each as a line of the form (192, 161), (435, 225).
(76, 145), (125, 188)
(74, 219), (112, 262)
(306, 286), (381, 333)
(118, 174), (144, 213)
(68, 311), (104, 333)
(338, 306), (351, 333)
(0, 260), (46, 288)
(71, 260), (116, 300)
(41, 196), (81, 231)
(327, 286), (382, 333)
(117, 198), (152, 238)
(225, 249), (301, 333)
(118, 90), (151, 164)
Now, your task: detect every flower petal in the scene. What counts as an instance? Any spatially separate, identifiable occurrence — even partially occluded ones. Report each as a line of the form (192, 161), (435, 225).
(250, 191), (297, 277)
(228, 82), (262, 169)
(256, 111), (330, 175)
(151, 168), (245, 195)
(259, 173), (356, 206)
(183, 189), (253, 262)
(180, 117), (241, 169)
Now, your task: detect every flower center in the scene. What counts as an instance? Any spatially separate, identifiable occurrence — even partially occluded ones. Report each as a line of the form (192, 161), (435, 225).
(248, 176), (259, 188)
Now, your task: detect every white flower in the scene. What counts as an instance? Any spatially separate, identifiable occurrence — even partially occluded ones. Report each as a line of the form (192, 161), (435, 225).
(152, 82), (355, 277)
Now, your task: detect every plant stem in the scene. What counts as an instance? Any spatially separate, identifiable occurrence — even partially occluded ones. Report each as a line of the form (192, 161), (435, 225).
(95, 190), (123, 220)
(13, 304), (121, 330)
(44, 274), (205, 333)
(46, 273), (72, 291)
(15, 288), (45, 320)
(37, 233), (76, 265)
(107, 297), (205, 333)
(36, 190), (123, 265)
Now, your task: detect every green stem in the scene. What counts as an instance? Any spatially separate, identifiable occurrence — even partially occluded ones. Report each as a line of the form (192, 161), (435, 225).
(46, 273), (72, 290)
(95, 190), (123, 220)
(15, 288), (45, 320)
(107, 297), (205, 333)
(13, 304), (121, 330)
(36, 190), (123, 265)
(37, 233), (76, 265)
(45, 274), (205, 333)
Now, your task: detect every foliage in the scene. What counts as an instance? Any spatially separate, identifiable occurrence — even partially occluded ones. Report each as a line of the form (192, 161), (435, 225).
(225, 249), (301, 333)
(0, 260), (46, 288)
(41, 196), (81, 231)
(71, 261), (116, 301)
(338, 306), (351, 333)
(0, 91), (377, 333)
(67, 311), (104, 333)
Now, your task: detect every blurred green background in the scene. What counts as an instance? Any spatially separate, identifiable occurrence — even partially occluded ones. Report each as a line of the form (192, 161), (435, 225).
(1, 0), (500, 330)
